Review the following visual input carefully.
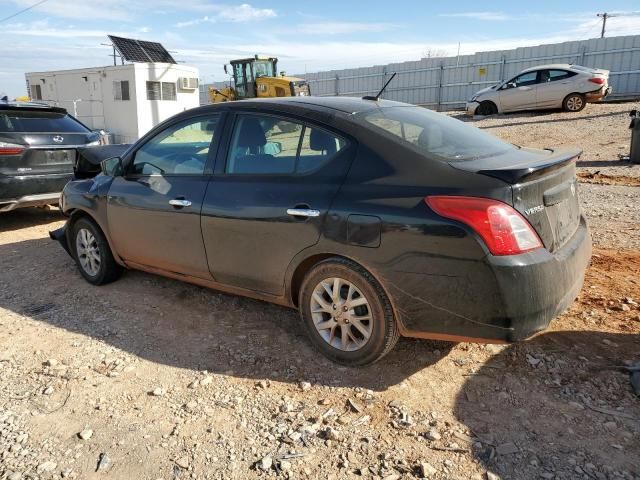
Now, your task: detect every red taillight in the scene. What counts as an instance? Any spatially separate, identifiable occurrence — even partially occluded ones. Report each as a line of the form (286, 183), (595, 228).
(425, 196), (543, 256)
(588, 77), (605, 85)
(0, 142), (25, 155)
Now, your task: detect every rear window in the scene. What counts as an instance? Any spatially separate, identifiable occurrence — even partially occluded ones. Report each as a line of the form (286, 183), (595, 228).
(0, 110), (90, 133)
(361, 106), (514, 161)
(569, 65), (593, 73)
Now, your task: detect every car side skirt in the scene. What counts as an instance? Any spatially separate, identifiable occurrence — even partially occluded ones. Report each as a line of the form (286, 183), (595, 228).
(124, 260), (295, 309)
(399, 329), (509, 344)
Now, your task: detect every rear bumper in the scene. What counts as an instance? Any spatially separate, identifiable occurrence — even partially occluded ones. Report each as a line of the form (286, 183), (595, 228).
(488, 215), (592, 340)
(0, 192), (61, 212)
(0, 173), (71, 212)
(391, 215), (592, 343)
(586, 86), (612, 101)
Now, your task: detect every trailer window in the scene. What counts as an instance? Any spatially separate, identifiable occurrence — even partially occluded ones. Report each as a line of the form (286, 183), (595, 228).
(113, 81), (130, 101)
(146, 81), (161, 100)
(161, 82), (177, 101)
(31, 84), (42, 100)
(146, 81), (177, 101)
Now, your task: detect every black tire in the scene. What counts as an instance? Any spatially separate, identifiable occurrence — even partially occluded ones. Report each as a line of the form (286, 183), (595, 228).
(476, 101), (497, 116)
(299, 257), (399, 366)
(563, 93), (586, 112)
(71, 217), (122, 285)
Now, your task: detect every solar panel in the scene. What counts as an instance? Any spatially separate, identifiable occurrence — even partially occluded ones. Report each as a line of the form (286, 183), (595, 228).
(108, 35), (176, 64)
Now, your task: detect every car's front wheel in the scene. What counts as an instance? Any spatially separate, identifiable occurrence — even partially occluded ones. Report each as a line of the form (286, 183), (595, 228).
(299, 258), (399, 366)
(71, 217), (122, 285)
(476, 101), (498, 116)
(563, 93), (586, 112)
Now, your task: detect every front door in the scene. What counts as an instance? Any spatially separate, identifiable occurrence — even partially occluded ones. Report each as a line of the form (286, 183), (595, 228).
(498, 71), (539, 112)
(201, 112), (353, 295)
(107, 114), (221, 279)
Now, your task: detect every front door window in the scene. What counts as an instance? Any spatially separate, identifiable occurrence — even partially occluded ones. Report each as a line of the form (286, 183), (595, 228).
(131, 116), (219, 175)
(512, 71), (538, 87)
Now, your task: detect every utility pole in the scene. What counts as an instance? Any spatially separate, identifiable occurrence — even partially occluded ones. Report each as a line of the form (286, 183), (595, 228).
(597, 12), (609, 38)
(597, 11), (640, 38)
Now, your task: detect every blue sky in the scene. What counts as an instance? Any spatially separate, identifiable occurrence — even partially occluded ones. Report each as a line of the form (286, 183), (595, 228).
(1, 0), (639, 97)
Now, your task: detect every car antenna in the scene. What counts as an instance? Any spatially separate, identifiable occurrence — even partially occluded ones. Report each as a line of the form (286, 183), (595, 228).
(362, 72), (397, 101)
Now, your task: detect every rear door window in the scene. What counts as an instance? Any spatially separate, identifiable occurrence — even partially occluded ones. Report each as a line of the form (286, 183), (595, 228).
(297, 126), (347, 173)
(0, 110), (89, 133)
(226, 114), (346, 174)
(547, 70), (577, 82)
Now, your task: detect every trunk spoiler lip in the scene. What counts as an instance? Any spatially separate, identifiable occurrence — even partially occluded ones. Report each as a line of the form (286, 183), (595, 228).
(450, 147), (582, 184)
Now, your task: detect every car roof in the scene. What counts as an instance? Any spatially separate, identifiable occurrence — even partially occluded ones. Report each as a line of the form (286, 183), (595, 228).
(520, 64), (574, 73)
(219, 96), (412, 115)
(0, 101), (68, 113)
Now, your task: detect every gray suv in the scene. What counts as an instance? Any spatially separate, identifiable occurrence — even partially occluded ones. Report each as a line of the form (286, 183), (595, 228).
(0, 101), (100, 212)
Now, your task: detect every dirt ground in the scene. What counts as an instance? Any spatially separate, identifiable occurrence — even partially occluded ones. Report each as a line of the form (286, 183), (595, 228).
(1, 102), (639, 480)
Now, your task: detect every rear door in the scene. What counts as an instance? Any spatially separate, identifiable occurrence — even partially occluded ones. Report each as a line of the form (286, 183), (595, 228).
(201, 111), (353, 295)
(497, 71), (539, 112)
(106, 114), (221, 279)
(536, 69), (577, 108)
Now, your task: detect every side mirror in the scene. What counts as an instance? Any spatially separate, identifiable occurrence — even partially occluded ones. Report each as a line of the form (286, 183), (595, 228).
(223, 64), (228, 75)
(263, 141), (282, 155)
(101, 156), (123, 177)
(503, 82), (516, 89)
(630, 109), (638, 118)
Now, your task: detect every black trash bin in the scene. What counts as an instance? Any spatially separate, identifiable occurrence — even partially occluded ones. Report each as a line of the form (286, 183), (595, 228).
(630, 110), (640, 164)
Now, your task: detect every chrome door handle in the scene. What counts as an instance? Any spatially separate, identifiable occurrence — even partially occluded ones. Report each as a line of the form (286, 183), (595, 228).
(169, 199), (192, 208)
(287, 208), (320, 218)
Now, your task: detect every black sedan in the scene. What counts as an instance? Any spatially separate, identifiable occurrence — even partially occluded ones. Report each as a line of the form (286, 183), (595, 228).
(50, 97), (591, 365)
(1, 102), (100, 212)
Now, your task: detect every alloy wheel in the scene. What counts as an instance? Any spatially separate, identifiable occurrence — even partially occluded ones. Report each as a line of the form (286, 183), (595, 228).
(566, 95), (583, 111)
(310, 277), (373, 351)
(75, 228), (101, 276)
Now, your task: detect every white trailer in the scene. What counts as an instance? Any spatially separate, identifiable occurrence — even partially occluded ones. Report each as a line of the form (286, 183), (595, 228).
(25, 63), (200, 144)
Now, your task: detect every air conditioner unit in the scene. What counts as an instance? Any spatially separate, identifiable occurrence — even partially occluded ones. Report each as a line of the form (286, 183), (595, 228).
(179, 77), (199, 90)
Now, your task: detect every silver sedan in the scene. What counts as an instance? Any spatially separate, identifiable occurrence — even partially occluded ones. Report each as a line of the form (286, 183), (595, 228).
(466, 64), (611, 115)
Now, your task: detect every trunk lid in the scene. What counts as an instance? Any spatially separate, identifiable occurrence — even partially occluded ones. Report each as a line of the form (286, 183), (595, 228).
(0, 132), (97, 175)
(450, 147), (582, 252)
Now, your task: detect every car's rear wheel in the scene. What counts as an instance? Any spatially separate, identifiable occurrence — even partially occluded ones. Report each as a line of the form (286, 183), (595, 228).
(476, 101), (497, 116)
(299, 258), (398, 366)
(71, 217), (122, 285)
(563, 93), (586, 112)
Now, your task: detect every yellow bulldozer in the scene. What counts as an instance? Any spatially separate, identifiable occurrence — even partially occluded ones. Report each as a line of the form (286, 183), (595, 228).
(208, 55), (310, 103)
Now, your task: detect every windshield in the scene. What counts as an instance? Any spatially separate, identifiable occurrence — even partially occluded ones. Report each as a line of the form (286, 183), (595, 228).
(0, 110), (89, 133)
(361, 106), (514, 161)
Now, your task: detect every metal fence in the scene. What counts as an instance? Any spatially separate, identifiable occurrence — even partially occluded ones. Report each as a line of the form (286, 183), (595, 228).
(200, 35), (640, 110)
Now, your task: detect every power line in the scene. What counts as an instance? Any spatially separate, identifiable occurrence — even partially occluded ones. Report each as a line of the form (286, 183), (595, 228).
(0, 0), (49, 24)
